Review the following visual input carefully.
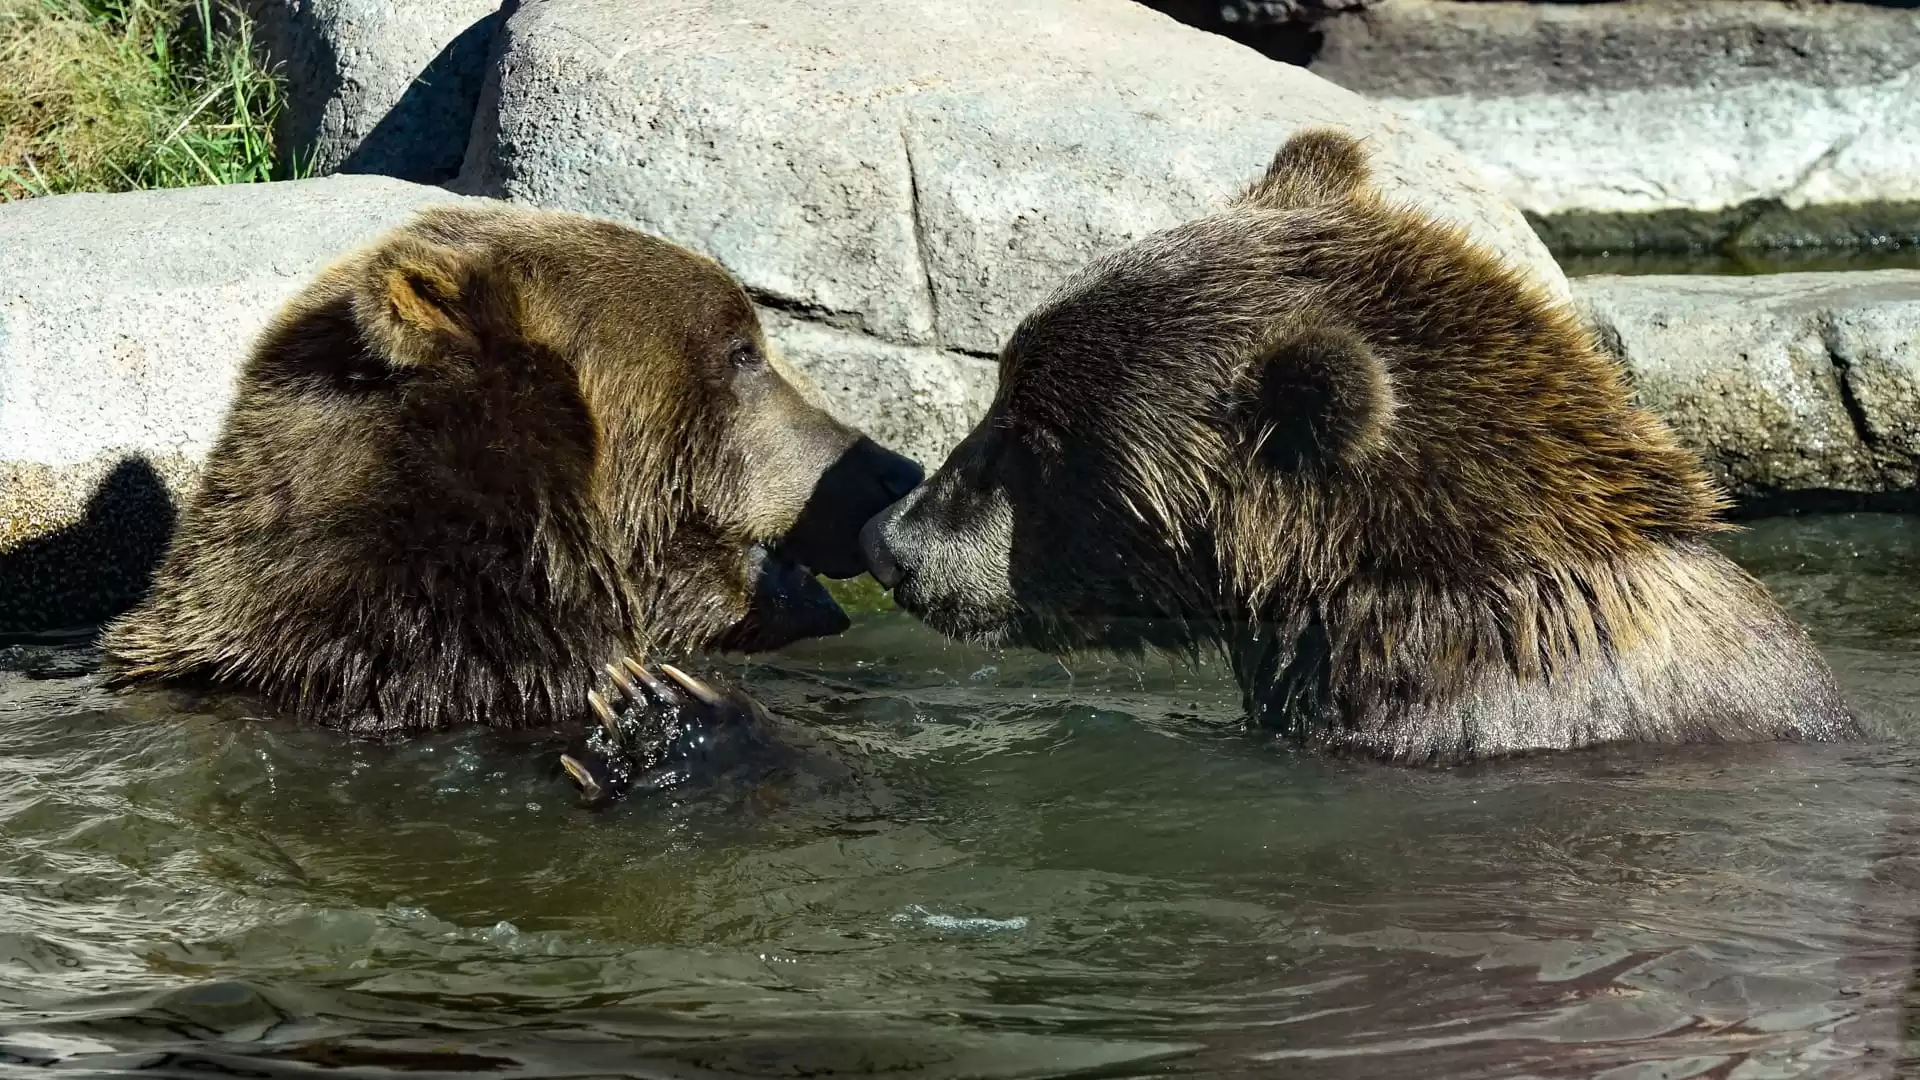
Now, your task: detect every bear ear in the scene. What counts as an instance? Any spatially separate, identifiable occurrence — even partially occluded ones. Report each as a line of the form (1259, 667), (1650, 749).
(1241, 128), (1371, 211)
(1241, 325), (1395, 472)
(350, 235), (504, 368)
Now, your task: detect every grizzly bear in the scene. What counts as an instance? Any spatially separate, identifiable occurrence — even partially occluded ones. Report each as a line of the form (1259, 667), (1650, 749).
(860, 130), (1857, 762)
(101, 203), (920, 798)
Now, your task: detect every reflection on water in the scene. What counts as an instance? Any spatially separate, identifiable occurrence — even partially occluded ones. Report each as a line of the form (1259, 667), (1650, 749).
(2, 514), (1918, 1078)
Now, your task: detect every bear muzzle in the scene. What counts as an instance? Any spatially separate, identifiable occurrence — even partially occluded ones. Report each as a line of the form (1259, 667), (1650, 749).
(782, 437), (924, 580)
(713, 436), (921, 653)
(857, 469), (1024, 644)
(718, 542), (851, 653)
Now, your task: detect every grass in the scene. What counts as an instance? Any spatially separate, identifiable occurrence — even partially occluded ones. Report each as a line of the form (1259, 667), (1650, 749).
(0, 0), (293, 200)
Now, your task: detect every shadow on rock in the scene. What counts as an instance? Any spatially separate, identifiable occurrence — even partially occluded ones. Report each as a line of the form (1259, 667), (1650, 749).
(0, 456), (176, 644)
(340, 9), (506, 183)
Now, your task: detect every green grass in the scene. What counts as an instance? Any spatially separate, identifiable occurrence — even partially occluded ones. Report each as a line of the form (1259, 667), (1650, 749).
(0, 0), (294, 200)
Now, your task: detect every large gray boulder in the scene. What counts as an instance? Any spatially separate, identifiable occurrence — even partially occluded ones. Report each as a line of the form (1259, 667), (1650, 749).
(0, 176), (473, 635)
(245, 0), (505, 182)
(1305, 0), (1920, 254)
(1574, 271), (1920, 502)
(457, 0), (1568, 436)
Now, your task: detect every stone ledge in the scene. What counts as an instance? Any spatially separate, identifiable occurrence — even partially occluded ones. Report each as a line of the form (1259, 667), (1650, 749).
(1572, 271), (1920, 502)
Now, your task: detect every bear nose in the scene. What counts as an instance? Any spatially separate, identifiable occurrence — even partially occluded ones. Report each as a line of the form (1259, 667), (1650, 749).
(860, 510), (903, 589)
(875, 449), (924, 503)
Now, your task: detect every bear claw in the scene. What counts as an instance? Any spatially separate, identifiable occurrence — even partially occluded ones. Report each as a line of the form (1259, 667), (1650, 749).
(560, 654), (759, 807)
(658, 663), (722, 706)
(585, 689), (622, 742)
(558, 754), (604, 803)
(623, 656), (680, 706)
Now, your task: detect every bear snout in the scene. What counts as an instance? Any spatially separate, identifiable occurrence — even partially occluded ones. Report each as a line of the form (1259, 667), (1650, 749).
(859, 506), (906, 590)
(857, 478), (1022, 643)
(782, 437), (925, 580)
(872, 445), (925, 504)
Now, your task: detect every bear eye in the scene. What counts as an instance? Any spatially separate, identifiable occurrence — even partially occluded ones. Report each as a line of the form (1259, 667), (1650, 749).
(728, 341), (765, 371)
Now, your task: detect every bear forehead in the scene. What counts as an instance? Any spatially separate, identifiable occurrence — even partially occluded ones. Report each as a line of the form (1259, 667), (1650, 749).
(406, 204), (759, 333)
(997, 214), (1319, 429)
(1005, 213), (1336, 367)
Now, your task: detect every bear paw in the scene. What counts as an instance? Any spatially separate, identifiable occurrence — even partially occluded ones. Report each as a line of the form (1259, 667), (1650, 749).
(558, 656), (762, 807)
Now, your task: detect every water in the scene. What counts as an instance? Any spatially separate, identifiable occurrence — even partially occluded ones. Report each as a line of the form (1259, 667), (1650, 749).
(2, 514), (1918, 1078)
(1560, 247), (1920, 279)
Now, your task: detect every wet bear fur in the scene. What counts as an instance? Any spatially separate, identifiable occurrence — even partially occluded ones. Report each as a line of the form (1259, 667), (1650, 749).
(865, 129), (1857, 761)
(102, 203), (918, 738)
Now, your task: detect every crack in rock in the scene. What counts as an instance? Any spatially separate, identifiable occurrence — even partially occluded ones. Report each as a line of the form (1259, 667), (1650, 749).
(1780, 133), (1860, 209)
(1819, 317), (1879, 458)
(747, 285), (996, 360)
(900, 124), (944, 352)
(742, 287), (885, 340)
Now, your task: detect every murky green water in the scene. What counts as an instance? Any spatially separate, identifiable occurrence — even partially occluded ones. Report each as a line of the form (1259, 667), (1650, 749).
(1561, 247), (1920, 279)
(3, 514), (1918, 1078)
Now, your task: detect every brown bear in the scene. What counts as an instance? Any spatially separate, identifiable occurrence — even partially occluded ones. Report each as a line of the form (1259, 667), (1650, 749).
(860, 129), (1858, 762)
(101, 202), (920, 799)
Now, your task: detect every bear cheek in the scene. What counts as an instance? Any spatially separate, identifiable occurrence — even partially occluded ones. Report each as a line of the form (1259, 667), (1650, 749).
(726, 383), (858, 535)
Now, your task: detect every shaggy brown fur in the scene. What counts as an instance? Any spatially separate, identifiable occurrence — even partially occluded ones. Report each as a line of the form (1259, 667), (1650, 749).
(102, 203), (918, 736)
(864, 129), (1857, 761)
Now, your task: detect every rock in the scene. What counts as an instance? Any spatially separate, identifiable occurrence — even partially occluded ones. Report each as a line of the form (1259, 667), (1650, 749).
(763, 314), (999, 471)
(457, 0), (1566, 368)
(245, 0), (506, 182)
(1573, 271), (1920, 503)
(0, 176), (473, 635)
(1301, 0), (1920, 254)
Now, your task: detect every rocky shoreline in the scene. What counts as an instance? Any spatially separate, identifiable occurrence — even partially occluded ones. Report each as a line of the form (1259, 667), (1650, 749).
(260, 0), (1920, 259)
(1146, 0), (1920, 258)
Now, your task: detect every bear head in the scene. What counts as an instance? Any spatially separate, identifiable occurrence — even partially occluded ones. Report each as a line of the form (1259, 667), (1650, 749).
(103, 203), (921, 732)
(863, 130), (1854, 760)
